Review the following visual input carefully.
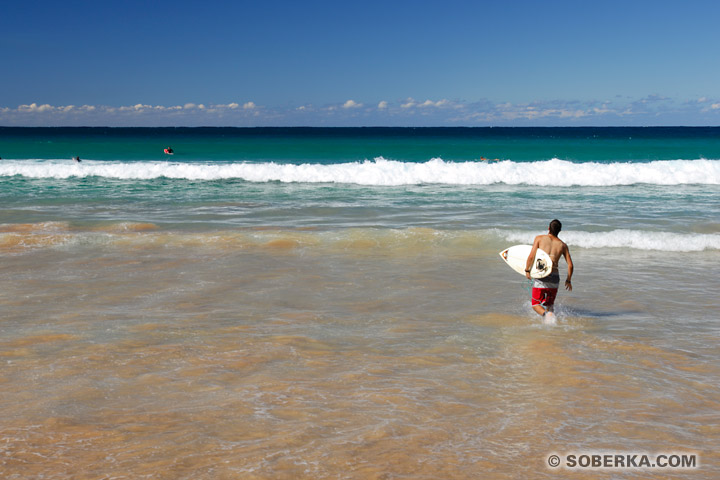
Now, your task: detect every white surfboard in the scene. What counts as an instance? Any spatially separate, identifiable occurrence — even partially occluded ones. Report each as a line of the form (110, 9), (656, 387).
(499, 245), (553, 279)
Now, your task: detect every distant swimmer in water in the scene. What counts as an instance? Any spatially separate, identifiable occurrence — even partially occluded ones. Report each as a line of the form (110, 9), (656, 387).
(480, 157), (500, 162)
(164, 147), (174, 155)
(73, 156), (81, 163)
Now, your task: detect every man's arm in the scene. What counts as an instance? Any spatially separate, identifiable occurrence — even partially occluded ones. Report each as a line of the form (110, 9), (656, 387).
(525, 237), (540, 279)
(563, 244), (574, 291)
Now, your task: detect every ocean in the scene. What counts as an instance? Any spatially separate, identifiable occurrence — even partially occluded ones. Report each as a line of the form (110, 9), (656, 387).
(1, 127), (718, 479)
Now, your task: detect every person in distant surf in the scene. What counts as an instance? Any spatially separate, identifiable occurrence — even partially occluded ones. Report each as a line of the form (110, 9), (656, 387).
(164, 147), (174, 154)
(73, 156), (81, 163)
(525, 219), (573, 319)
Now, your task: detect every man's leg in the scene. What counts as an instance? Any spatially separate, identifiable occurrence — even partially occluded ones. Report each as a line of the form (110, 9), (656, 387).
(531, 288), (547, 316)
(532, 288), (557, 316)
(532, 304), (546, 316)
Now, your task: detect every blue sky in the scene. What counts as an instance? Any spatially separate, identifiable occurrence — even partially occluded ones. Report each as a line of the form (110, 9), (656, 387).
(2, 0), (720, 126)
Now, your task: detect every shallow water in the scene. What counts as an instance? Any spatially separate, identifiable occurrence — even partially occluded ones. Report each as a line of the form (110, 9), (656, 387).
(1, 227), (718, 479)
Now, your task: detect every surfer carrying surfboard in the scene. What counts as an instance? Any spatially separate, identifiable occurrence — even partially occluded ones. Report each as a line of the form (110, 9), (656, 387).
(525, 219), (574, 318)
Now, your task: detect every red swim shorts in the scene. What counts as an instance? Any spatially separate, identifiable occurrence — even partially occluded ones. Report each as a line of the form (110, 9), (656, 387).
(532, 287), (558, 307)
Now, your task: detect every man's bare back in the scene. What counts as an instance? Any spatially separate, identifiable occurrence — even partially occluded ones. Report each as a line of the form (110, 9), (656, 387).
(534, 234), (568, 274)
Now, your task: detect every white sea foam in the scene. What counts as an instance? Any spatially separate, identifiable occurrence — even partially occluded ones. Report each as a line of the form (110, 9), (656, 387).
(502, 229), (720, 252)
(3, 223), (718, 253)
(1, 158), (719, 186)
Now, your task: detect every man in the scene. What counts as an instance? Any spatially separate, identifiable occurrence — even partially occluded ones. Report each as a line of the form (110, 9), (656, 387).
(525, 219), (573, 320)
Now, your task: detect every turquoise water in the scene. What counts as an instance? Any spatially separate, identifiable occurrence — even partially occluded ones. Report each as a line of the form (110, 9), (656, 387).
(3, 126), (720, 162)
(1, 127), (719, 235)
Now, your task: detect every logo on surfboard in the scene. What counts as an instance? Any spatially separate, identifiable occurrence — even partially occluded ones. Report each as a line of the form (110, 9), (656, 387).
(499, 245), (553, 279)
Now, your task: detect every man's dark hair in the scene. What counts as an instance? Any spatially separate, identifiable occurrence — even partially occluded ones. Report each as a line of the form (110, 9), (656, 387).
(549, 219), (562, 236)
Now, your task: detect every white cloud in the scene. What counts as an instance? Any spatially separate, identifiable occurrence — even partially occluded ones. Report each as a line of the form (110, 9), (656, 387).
(1, 96), (717, 126)
(18, 103), (54, 112)
(592, 105), (613, 115)
(418, 99), (449, 108)
(117, 104), (153, 112)
(401, 98), (451, 109)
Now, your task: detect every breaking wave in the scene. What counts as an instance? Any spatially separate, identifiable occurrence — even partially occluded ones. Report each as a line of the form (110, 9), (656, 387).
(1, 158), (719, 186)
(502, 229), (720, 252)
